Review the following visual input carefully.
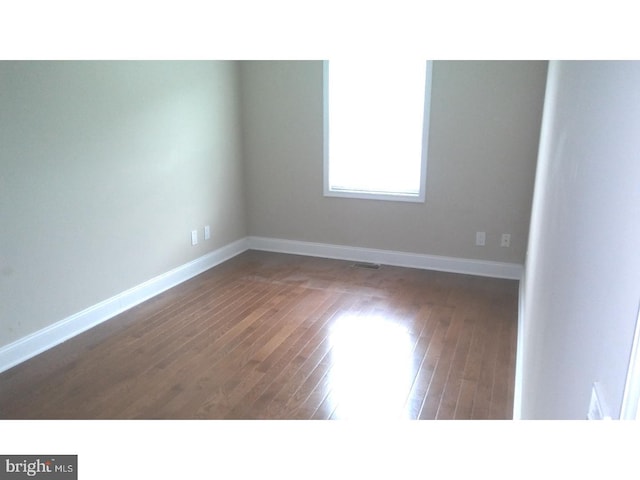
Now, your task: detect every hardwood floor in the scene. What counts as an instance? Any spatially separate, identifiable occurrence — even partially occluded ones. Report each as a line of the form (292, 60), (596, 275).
(0, 251), (519, 419)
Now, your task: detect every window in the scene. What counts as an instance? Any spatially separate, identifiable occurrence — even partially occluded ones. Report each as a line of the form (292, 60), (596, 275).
(323, 59), (433, 202)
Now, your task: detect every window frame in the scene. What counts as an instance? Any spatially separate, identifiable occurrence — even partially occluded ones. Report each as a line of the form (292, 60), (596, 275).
(322, 60), (434, 203)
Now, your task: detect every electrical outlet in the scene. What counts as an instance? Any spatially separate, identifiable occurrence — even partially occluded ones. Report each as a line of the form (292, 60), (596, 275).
(475, 232), (486, 246)
(191, 230), (198, 246)
(204, 225), (210, 240)
(501, 233), (511, 247)
(587, 382), (612, 420)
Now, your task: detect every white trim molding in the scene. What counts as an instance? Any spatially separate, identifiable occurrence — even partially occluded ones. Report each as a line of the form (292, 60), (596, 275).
(247, 236), (523, 280)
(0, 238), (249, 374)
(512, 268), (527, 419)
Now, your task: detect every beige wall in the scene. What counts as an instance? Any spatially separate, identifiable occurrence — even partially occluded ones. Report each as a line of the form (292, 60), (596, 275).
(0, 61), (247, 347)
(521, 61), (640, 419)
(239, 60), (547, 264)
(1, 59), (548, 351)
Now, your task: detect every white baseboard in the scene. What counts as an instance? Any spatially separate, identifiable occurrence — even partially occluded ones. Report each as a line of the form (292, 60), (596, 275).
(0, 238), (249, 374)
(247, 236), (523, 280)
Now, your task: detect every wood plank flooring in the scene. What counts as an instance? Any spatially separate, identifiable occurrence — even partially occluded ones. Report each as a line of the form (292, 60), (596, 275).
(0, 250), (519, 419)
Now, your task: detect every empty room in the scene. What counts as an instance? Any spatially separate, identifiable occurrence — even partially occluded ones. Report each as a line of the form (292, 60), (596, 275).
(1, 59), (639, 422)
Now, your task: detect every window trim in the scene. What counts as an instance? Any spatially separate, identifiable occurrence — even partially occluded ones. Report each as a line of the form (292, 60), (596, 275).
(322, 60), (434, 203)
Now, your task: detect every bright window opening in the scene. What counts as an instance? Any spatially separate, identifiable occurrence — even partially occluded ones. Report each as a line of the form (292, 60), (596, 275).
(323, 59), (433, 202)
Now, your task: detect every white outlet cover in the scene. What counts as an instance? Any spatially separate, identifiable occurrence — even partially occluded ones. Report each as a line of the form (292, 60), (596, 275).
(191, 230), (198, 246)
(204, 225), (210, 240)
(587, 382), (612, 420)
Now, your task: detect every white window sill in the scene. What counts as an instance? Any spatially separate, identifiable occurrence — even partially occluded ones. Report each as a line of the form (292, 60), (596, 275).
(323, 188), (425, 203)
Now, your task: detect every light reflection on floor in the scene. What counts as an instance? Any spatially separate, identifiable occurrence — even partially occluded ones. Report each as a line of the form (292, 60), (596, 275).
(327, 313), (416, 419)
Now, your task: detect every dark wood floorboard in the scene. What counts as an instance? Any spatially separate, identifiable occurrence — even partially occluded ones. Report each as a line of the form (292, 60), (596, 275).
(0, 250), (519, 419)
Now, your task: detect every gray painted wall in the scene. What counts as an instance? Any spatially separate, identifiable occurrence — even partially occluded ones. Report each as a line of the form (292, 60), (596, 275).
(239, 60), (548, 263)
(1, 60), (549, 360)
(521, 61), (640, 419)
(0, 61), (247, 347)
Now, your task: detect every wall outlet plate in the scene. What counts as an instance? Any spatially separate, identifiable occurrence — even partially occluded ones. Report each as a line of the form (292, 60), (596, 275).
(587, 382), (612, 420)
(191, 230), (198, 246)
